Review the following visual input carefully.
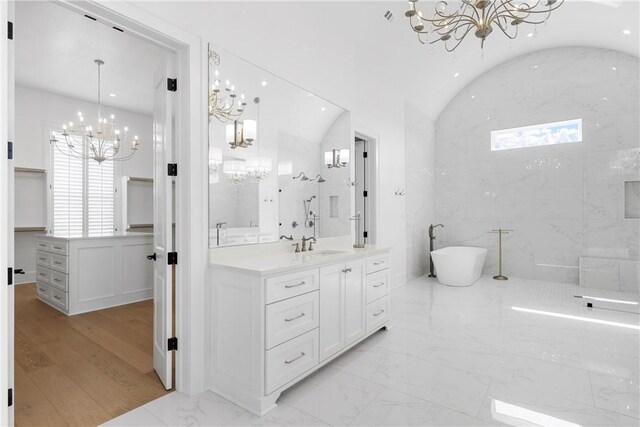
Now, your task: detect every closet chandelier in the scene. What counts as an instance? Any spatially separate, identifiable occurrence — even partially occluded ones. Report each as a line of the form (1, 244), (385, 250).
(51, 59), (139, 163)
(405, 0), (564, 52)
(209, 48), (248, 123)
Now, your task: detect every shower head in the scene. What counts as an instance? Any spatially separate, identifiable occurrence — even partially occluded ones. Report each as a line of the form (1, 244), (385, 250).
(305, 195), (317, 203)
(293, 172), (309, 181)
(311, 174), (326, 183)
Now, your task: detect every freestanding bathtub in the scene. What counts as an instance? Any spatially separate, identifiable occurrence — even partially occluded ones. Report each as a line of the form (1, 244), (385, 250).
(430, 246), (487, 287)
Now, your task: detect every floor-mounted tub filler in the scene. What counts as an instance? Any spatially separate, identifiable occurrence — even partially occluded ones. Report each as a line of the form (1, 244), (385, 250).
(430, 246), (487, 287)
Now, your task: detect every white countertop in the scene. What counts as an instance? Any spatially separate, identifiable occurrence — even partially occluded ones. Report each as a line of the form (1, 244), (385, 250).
(37, 232), (152, 241)
(210, 244), (389, 275)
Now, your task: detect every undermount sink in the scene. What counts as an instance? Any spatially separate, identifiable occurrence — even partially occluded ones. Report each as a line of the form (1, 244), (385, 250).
(302, 250), (345, 257)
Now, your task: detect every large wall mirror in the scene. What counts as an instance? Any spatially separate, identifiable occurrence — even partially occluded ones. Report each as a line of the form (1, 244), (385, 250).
(208, 44), (352, 248)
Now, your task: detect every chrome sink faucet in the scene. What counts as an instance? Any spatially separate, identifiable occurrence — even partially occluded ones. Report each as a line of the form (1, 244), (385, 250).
(301, 236), (316, 252)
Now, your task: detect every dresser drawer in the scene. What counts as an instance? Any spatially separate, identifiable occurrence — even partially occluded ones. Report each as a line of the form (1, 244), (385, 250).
(36, 266), (51, 285)
(266, 291), (319, 349)
(367, 254), (389, 275)
(366, 295), (389, 334)
(265, 328), (319, 395)
(366, 270), (389, 304)
(36, 250), (68, 273)
(50, 287), (68, 311)
(49, 270), (68, 291)
(265, 269), (319, 304)
(36, 282), (51, 300)
(36, 240), (68, 255)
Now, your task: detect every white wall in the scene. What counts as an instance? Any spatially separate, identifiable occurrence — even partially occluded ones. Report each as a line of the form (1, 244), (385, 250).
(435, 47), (640, 284)
(131, 1), (407, 286)
(14, 85), (153, 283)
(405, 102), (436, 280)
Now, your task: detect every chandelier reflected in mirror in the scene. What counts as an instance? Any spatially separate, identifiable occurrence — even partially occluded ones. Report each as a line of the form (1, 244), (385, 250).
(405, 0), (564, 52)
(51, 59), (139, 163)
(209, 48), (248, 123)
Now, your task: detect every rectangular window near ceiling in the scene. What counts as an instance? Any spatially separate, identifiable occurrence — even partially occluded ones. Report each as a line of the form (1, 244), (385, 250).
(51, 132), (114, 236)
(491, 118), (582, 151)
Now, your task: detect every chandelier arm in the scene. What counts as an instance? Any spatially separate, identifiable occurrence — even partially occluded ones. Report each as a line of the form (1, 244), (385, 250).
(444, 27), (473, 51)
(493, 16), (518, 39)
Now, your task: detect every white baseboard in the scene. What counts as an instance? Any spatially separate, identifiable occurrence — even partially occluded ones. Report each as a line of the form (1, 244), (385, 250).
(15, 271), (35, 285)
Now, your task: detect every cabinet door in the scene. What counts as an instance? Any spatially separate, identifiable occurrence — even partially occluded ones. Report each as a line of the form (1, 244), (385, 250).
(345, 259), (366, 345)
(319, 263), (345, 361)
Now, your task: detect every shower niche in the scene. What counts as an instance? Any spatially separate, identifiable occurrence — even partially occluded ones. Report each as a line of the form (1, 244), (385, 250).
(624, 180), (640, 219)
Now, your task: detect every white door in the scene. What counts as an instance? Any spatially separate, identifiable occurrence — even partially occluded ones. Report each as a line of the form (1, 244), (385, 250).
(319, 263), (345, 361)
(1, 2), (15, 424)
(344, 259), (366, 345)
(152, 56), (175, 390)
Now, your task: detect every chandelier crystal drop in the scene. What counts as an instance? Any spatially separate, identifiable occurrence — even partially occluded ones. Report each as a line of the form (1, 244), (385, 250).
(51, 59), (139, 163)
(405, 0), (564, 52)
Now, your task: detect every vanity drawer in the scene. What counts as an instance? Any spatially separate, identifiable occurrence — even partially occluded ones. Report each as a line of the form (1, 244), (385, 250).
(36, 240), (68, 255)
(265, 269), (319, 304)
(366, 270), (389, 304)
(367, 254), (389, 275)
(266, 291), (319, 349)
(265, 328), (319, 395)
(366, 295), (389, 334)
(49, 287), (68, 311)
(36, 250), (51, 268)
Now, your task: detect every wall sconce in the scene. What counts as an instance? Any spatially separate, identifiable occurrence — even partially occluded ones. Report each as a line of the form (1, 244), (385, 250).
(226, 119), (257, 149)
(324, 149), (350, 168)
(209, 147), (222, 173)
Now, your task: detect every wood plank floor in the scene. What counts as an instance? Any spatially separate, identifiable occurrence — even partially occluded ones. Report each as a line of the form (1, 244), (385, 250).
(14, 283), (170, 426)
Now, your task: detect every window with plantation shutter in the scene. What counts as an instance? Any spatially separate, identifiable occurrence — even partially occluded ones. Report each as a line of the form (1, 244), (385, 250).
(51, 132), (114, 236)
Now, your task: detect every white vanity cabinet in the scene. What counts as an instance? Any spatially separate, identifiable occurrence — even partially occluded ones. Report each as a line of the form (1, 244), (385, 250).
(208, 246), (390, 416)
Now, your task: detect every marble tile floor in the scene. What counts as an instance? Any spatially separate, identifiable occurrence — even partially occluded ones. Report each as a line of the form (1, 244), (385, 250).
(103, 275), (640, 426)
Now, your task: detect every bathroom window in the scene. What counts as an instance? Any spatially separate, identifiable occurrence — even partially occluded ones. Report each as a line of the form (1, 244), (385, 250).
(491, 118), (582, 151)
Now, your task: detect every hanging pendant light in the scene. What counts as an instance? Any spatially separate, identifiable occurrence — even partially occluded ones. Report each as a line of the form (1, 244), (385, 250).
(51, 59), (139, 163)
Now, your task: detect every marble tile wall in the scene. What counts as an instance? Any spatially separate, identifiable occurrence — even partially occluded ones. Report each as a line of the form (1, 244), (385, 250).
(435, 47), (640, 285)
(405, 102), (436, 280)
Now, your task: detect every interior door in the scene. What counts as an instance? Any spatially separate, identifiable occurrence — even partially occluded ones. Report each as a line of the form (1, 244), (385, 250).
(1, 1), (15, 423)
(152, 56), (174, 390)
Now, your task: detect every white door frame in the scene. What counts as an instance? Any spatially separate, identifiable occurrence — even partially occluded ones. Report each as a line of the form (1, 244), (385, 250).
(18, 0), (206, 400)
(354, 129), (380, 246)
(1, 0), (15, 424)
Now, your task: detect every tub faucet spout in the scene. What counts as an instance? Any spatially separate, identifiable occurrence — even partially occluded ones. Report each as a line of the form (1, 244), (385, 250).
(428, 224), (444, 278)
(429, 223), (444, 239)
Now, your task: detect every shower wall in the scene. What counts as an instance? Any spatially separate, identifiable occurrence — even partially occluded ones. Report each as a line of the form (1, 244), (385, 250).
(435, 47), (640, 285)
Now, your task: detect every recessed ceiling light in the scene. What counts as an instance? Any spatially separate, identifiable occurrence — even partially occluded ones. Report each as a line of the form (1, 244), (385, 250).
(602, 97), (608, 101)
(532, 65), (539, 69)
(454, 72), (460, 78)
(611, 66), (617, 71)
(622, 29), (631, 35)
(321, 107), (326, 112)
(471, 94), (476, 99)
(109, 93), (116, 97)
(526, 32), (534, 38)
(261, 80), (268, 86)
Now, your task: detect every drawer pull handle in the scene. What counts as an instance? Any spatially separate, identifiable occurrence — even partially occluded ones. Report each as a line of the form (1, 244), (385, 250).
(373, 309), (385, 317)
(54, 278), (61, 283)
(284, 352), (306, 364)
(53, 246), (63, 250)
(39, 287), (46, 292)
(53, 295), (62, 300)
(342, 268), (352, 273)
(373, 282), (385, 288)
(39, 257), (46, 261)
(54, 261), (62, 265)
(39, 273), (46, 277)
(285, 281), (306, 289)
(373, 261), (385, 266)
(284, 313), (305, 322)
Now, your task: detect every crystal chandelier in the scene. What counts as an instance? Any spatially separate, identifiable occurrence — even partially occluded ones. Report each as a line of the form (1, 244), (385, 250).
(405, 0), (564, 52)
(51, 59), (139, 163)
(209, 49), (248, 123)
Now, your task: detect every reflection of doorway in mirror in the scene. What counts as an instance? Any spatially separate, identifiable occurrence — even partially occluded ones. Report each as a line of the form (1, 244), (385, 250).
(354, 134), (377, 244)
